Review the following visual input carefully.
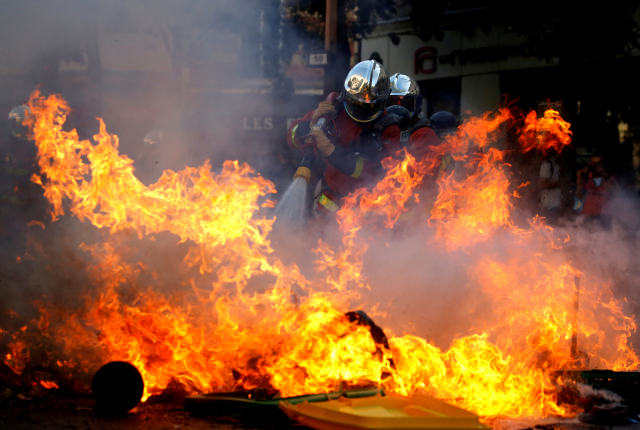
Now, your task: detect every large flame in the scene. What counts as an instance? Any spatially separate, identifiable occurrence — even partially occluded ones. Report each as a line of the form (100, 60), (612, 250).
(1, 91), (637, 423)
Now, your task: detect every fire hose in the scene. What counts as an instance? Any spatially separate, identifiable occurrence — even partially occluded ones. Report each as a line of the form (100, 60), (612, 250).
(292, 118), (325, 184)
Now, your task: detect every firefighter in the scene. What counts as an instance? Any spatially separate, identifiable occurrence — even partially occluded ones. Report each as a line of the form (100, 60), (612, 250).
(287, 60), (402, 214)
(385, 78), (462, 222)
(429, 111), (463, 179)
(387, 73), (440, 158)
(429, 111), (461, 137)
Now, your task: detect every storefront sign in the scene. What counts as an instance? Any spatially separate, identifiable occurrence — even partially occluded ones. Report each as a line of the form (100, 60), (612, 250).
(414, 47), (438, 74)
(241, 116), (301, 134)
(243, 117), (274, 130)
(414, 41), (545, 75)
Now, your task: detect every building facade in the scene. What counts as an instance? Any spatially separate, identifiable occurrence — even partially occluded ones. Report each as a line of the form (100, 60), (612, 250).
(362, 17), (558, 117)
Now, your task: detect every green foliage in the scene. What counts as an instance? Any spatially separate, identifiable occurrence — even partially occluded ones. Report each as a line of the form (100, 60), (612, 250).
(282, 1), (325, 52)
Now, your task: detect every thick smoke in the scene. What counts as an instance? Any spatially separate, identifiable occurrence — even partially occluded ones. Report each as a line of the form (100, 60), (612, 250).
(350, 171), (640, 353)
(0, 0), (315, 322)
(1, 2), (640, 424)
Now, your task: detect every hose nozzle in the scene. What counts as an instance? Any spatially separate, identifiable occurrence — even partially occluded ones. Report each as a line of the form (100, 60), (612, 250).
(293, 166), (311, 184)
(293, 145), (315, 184)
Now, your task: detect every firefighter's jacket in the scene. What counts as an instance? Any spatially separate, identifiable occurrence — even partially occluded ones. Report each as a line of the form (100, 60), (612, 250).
(287, 108), (401, 211)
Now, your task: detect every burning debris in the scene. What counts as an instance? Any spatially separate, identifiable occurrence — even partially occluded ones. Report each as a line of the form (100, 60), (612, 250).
(91, 361), (144, 413)
(0, 90), (638, 428)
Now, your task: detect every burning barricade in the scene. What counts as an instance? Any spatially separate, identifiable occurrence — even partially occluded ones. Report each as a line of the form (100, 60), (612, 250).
(0, 90), (638, 428)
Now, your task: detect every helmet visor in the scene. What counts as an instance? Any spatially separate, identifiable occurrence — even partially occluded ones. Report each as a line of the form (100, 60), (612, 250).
(344, 97), (385, 122)
(387, 95), (415, 114)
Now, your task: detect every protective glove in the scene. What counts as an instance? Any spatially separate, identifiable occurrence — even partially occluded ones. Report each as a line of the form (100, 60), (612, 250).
(311, 101), (335, 126)
(311, 128), (334, 157)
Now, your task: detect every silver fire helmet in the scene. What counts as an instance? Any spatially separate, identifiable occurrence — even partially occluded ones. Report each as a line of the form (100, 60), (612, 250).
(389, 73), (422, 117)
(343, 60), (390, 123)
(8, 105), (31, 139)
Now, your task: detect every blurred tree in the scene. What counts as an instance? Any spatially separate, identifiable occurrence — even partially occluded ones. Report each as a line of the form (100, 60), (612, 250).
(146, 0), (398, 96)
(282, 0), (397, 91)
(282, 0), (397, 51)
(148, 0), (294, 97)
(489, 0), (640, 64)
(407, 0), (451, 43)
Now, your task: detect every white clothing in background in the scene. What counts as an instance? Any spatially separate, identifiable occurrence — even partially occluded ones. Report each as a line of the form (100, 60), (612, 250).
(539, 158), (561, 209)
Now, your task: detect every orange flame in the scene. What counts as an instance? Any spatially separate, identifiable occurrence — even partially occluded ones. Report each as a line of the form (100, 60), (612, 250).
(324, 101), (638, 419)
(518, 109), (573, 155)
(39, 380), (59, 389)
(1, 91), (636, 423)
(4, 334), (30, 375)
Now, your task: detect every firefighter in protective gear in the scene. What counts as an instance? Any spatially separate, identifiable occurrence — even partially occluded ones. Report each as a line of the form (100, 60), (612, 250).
(386, 77), (463, 224)
(388, 74), (440, 158)
(429, 111), (461, 137)
(384, 105), (411, 145)
(388, 73), (423, 118)
(429, 111), (463, 180)
(287, 60), (401, 214)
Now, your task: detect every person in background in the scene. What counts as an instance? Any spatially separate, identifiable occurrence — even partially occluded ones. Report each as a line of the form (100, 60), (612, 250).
(576, 154), (619, 227)
(538, 149), (562, 222)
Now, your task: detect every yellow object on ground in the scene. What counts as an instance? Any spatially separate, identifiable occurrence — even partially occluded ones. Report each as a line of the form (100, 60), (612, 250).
(293, 166), (311, 184)
(280, 393), (489, 430)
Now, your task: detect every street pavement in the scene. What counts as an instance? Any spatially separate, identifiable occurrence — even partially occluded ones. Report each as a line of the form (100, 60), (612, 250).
(3, 396), (640, 430)
(0, 396), (307, 430)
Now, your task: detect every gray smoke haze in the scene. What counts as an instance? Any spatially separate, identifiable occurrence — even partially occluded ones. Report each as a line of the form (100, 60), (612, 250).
(0, 0), (313, 175)
(350, 185), (640, 352)
(1, 1), (640, 401)
(0, 0), (317, 327)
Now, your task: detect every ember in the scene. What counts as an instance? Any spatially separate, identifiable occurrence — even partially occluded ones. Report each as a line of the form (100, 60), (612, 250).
(0, 91), (637, 425)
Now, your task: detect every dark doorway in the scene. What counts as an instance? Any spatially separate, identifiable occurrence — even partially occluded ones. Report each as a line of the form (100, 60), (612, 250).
(418, 77), (461, 117)
(499, 66), (563, 114)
